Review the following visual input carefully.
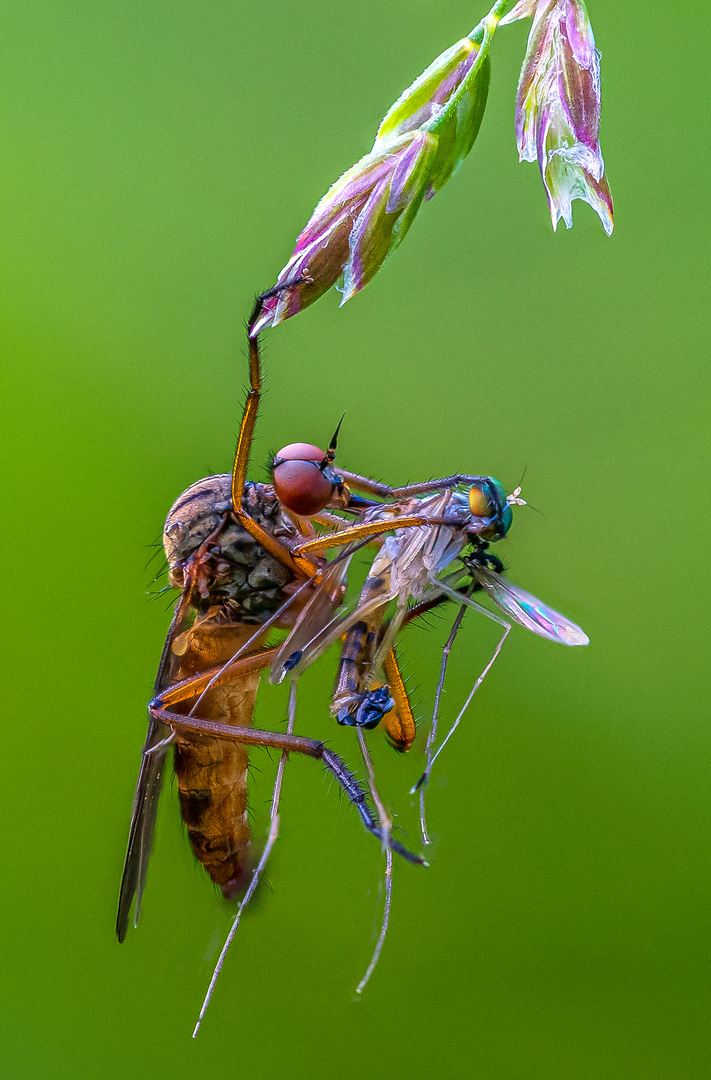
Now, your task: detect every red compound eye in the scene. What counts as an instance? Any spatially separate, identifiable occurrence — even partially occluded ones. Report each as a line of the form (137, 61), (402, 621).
(273, 459), (333, 517)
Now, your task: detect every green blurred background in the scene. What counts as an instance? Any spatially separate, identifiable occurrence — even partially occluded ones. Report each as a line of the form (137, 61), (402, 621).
(1, 1), (709, 1076)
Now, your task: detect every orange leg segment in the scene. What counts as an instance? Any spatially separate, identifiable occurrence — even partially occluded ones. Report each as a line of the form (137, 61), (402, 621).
(376, 593), (457, 752)
(293, 513), (449, 556)
(381, 648), (417, 753)
(158, 647), (278, 709)
(231, 283), (296, 513)
(229, 281), (322, 577)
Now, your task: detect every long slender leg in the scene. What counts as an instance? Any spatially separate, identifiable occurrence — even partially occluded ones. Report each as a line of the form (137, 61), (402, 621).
(383, 476), (495, 499)
(231, 280), (306, 510)
(192, 681), (299, 1038)
(148, 702), (426, 866)
(416, 625), (510, 795)
(159, 647), (277, 708)
(355, 729), (393, 995)
(412, 577), (512, 795)
(418, 604), (468, 844)
(229, 280), (321, 576)
(401, 593), (456, 625)
(311, 509), (380, 534)
(336, 471), (398, 500)
(338, 470), (494, 501)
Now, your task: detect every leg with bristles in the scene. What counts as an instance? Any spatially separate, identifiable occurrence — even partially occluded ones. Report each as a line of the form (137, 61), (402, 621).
(230, 279), (321, 576)
(292, 513), (452, 557)
(147, 702), (426, 867)
(160, 647), (277, 709)
(381, 648), (417, 753)
(337, 470), (496, 501)
(374, 593), (457, 753)
(192, 681), (299, 1038)
(231, 280), (308, 512)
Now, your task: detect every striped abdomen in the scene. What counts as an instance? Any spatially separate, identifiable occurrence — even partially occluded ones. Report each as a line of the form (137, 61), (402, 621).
(171, 622), (261, 897)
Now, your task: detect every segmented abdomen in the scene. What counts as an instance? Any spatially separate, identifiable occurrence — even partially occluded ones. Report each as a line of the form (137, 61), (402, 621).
(171, 623), (261, 897)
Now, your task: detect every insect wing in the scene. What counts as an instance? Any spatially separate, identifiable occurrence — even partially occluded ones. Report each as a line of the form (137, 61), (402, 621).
(274, 529), (407, 681)
(117, 595), (191, 940)
(472, 565), (589, 646)
(270, 555), (351, 683)
(279, 590), (395, 681)
(116, 716), (171, 940)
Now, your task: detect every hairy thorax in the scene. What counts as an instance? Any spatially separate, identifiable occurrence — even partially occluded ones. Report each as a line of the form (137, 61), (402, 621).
(163, 475), (302, 623)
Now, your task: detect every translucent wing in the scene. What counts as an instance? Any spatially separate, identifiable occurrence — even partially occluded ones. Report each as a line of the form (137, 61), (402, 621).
(276, 589), (395, 681)
(275, 533), (408, 680)
(116, 599), (188, 941)
(270, 555), (352, 683)
(276, 495), (466, 681)
(471, 565), (589, 646)
(372, 496), (468, 668)
(303, 496), (461, 678)
(116, 716), (171, 941)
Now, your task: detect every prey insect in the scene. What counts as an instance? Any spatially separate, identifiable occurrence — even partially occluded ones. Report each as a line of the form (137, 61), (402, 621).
(273, 478), (518, 738)
(116, 282), (436, 947)
(272, 473), (589, 839)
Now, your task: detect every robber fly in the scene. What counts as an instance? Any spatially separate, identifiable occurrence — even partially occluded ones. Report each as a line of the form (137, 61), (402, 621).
(116, 283), (447, 942)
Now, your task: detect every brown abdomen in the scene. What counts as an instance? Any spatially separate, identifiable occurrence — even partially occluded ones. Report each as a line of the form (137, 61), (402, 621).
(171, 622), (261, 897)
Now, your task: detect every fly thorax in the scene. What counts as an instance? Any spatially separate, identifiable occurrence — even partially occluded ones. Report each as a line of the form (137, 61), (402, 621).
(163, 474), (299, 622)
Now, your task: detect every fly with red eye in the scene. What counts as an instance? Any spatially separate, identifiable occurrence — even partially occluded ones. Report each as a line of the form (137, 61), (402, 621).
(120, 278), (508, 1035)
(118, 279), (592, 1035)
(116, 280), (443, 948)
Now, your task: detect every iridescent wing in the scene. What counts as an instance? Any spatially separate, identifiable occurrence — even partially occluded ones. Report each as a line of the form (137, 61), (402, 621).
(470, 565), (589, 646)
